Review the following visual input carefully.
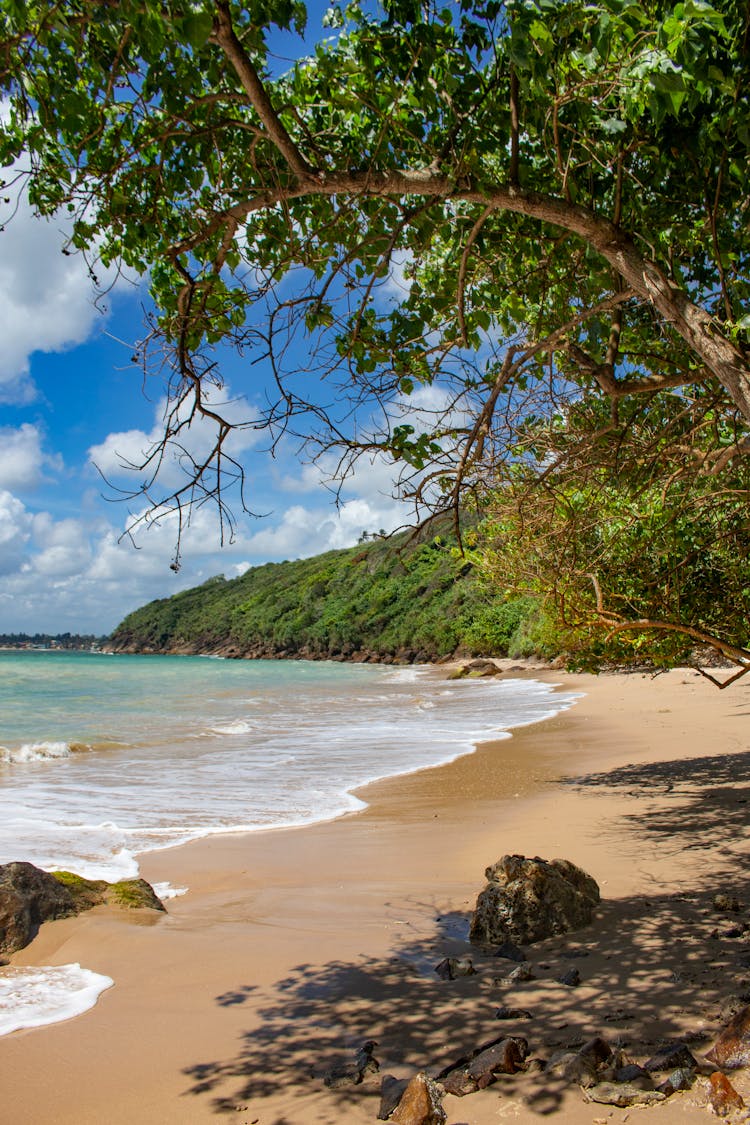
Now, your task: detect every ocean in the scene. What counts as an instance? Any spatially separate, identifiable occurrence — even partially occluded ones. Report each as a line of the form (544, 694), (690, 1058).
(0, 649), (581, 1034)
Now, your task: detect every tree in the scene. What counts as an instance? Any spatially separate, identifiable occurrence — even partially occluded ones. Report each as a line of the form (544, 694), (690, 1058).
(1, 0), (749, 667)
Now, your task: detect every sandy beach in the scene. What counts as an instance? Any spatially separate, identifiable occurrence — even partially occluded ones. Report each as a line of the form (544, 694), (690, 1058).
(5, 664), (750, 1124)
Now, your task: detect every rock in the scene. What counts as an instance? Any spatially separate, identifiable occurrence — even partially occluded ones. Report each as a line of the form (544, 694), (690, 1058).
(657, 1067), (696, 1094)
(0, 862), (168, 955)
(324, 1040), (379, 1088)
(494, 941), (527, 962)
(500, 963), (535, 983)
(613, 1064), (653, 1088)
(644, 1042), (698, 1073)
(706, 1005), (750, 1068)
(105, 878), (166, 911)
(434, 956), (476, 980)
(390, 1073), (446, 1125)
(378, 1076), (409, 1120)
(586, 1081), (666, 1108)
(714, 894), (742, 913)
(578, 1037), (614, 1070)
(495, 1006), (532, 1020)
(558, 967), (581, 987)
(545, 1050), (600, 1089)
(708, 1071), (745, 1116)
(438, 1036), (528, 1096)
(0, 862), (77, 954)
(469, 855), (600, 946)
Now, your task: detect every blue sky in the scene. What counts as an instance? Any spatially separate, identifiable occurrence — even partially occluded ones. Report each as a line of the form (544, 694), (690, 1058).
(0, 199), (420, 634)
(0, 4), (427, 634)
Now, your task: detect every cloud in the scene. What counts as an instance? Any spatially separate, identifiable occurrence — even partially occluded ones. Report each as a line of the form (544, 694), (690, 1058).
(0, 424), (62, 491)
(88, 385), (263, 497)
(0, 163), (135, 400)
(0, 490), (33, 576)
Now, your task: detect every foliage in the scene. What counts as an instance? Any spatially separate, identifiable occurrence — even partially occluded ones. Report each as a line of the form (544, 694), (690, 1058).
(475, 394), (750, 678)
(1, 1), (749, 535)
(2, 0), (750, 668)
(109, 525), (536, 660)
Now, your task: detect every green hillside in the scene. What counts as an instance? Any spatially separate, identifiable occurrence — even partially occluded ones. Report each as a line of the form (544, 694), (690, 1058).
(108, 528), (535, 663)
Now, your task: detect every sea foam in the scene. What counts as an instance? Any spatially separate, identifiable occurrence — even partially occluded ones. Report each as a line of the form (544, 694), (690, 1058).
(0, 741), (73, 764)
(0, 964), (113, 1036)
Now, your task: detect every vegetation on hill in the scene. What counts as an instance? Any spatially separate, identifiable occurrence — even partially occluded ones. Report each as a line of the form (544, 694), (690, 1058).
(108, 528), (538, 662)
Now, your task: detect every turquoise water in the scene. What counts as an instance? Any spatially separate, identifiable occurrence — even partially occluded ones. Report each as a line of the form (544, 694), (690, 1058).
(0, 649), (582, 1035)
(0, 650), (581, 881)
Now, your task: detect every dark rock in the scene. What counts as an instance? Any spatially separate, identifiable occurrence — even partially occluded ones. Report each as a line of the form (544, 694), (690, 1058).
(558, 967), (581, 987)
(440, 1037), (528, 1096)
(706, 1005), (750, 1068)
(586, 1082), (666, 1107)
(613, 1064), (653, 1088)
(644, 1042), (698, 1073)
(495, 1006), (532, 1020)
(657, 1067), (696, 1095)
(578, 1037), (614, 1069)
(722, 922), (748, 938)
(378, 1075), (408, 1120)
(469, 855), (600, 946)
(714, 894), (742, 913)
(0, 862), (77, 954)
(546, 1051), (600, 1088)
(0, 862), (167, 956)
(324, 1039), (379, 1088)
(434, 956), (476, 980)
(390, 1073), (446, 1125)
(493, 941), (527, 962)
(708, 1071), (745, 1116)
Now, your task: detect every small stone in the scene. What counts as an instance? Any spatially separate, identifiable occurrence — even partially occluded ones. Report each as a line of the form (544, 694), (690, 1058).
(390, 1073), (446, 1125)
(434, 956), (476, 980)
(613, 1064), (653, 1088)
(714, 894), (742, 913)
(495, 1006), (532, 1020)
(657, 1067), (695, 1095)
(558, 967), (581, 987)
(503, 963), (535, 983)
(586, 1081), (666, 1108)
(644, 1042), (697, 1073)
(708, 1071), (745, 1116)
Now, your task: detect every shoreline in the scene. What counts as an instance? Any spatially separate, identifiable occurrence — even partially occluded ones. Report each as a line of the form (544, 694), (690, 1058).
(4, 666), (750, 1122)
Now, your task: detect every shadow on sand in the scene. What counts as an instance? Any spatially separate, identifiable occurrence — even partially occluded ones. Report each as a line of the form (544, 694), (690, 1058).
(181, 751), (750, 1120)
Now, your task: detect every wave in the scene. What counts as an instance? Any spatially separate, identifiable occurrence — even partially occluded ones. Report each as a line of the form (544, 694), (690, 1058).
(209, 721), (255, 735)
(0, 741), (76, 763)
(0, 963), (113, 1036)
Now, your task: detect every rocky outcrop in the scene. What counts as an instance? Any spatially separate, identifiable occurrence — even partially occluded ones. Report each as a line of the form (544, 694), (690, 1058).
(0, 862), (166, 955)
(0, 862), (78, 954)
(469, 854), (600, 946)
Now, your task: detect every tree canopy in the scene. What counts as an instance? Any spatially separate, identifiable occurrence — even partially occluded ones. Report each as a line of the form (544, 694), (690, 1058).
(1, 0), (749, 673)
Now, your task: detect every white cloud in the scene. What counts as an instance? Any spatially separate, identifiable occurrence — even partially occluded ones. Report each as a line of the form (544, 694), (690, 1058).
(88, 385), (263, 495)
(0, 164), (135, 399)
(0, 490), (33, 575)
(0, 423), (62, 491)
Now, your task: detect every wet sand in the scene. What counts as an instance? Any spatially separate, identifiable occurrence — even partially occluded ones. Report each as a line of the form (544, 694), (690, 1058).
(4, 665), (750, 1124)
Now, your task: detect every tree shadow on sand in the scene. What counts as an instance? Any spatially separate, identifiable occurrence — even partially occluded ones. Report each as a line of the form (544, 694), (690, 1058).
(181, 752), (750, 1120)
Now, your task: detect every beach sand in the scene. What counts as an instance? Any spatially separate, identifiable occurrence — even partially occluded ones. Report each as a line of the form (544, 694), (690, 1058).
(4, 665), (750, 1124)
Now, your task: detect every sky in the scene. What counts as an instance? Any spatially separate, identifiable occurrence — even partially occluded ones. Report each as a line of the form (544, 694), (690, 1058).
(0, 186), (423, 635)
(0, 4), (442, 637)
